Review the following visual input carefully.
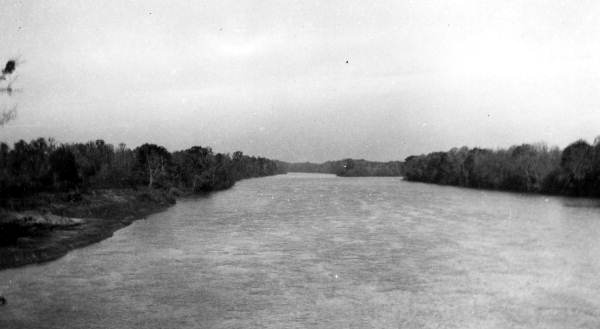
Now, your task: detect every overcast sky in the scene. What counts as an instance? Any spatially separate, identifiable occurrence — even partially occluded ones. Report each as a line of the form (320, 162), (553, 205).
(1, 0), (599, 162)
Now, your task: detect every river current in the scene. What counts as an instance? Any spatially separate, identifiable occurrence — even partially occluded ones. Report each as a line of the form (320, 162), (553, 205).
(2, 173), (600, 328)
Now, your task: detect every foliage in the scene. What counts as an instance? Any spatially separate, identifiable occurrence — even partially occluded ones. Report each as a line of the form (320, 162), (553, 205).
(0, 138), (286, 200)
(404, 138), (600, 197)
(286, 159), (404, 177)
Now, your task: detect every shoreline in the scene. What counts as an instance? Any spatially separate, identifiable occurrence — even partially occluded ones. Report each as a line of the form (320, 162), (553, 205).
(0, 188), (178, 271)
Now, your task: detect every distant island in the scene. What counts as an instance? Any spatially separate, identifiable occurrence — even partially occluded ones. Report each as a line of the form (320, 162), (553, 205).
(286, 136), (600, 200)
(285, 159), (404, 177)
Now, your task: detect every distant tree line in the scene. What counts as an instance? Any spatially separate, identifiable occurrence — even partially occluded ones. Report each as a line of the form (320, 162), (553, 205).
(404, 138), (600, 197)
(286, 159), (404, 177)
(0, 137), (286, 199)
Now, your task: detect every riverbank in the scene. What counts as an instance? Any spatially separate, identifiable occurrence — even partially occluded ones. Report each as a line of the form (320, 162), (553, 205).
(0, 188), (178, 270)
(403, 139), (600, 198)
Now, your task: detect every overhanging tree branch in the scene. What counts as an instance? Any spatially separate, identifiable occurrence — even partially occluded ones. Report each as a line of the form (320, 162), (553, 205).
(0, 104), (16, 126)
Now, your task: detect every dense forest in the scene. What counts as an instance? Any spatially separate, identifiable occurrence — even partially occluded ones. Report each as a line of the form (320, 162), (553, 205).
(404, 138), (600, 197)
(0, 137), (286, 200)
(286, 159), (404, 177)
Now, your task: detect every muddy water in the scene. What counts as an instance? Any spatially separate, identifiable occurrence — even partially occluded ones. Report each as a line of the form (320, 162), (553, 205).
(2, 173), (600, 328)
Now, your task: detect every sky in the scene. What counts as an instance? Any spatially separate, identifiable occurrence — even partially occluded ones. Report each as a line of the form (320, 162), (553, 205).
(1, 0), (599, 162)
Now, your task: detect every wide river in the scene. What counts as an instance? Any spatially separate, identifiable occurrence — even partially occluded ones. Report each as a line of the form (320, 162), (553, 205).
(2, 173), (600, 328)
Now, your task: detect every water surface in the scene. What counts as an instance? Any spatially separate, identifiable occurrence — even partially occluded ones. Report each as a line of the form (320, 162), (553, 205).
(2, 173), (600, 328)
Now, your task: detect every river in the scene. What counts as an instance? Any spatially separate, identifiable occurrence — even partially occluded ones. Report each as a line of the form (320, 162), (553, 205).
(2, 173), (600, 328)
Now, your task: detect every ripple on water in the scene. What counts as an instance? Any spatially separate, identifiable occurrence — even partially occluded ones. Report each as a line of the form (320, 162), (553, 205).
(2, 174), (600, 329)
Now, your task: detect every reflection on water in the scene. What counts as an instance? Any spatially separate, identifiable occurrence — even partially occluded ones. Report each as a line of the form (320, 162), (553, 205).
(2, 173), (600, 328)
(561, 198), (600, 208)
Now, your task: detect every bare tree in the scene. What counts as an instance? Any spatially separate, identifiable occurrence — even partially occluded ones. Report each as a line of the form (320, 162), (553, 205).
(0, 58), (21, 125)
(0, 59), (18, 80)
(0, 104), (16, 126)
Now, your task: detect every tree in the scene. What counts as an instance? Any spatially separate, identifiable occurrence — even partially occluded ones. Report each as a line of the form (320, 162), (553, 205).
(560, 140), (594, 195)
(135, 144), (171, 188)
(0, 138), (284, 199)
(49, 147), (80, 189)
(1, 58), (21, 126)
(0, 105), (16, 126)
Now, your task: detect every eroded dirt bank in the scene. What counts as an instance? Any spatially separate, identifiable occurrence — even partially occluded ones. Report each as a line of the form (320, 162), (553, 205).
(0, 188), (178, 270)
